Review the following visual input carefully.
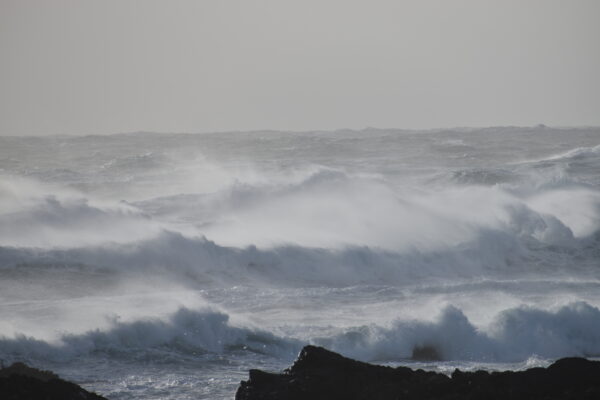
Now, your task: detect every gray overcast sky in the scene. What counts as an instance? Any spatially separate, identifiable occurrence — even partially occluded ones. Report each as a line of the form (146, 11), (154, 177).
(1, 0), (599, 136)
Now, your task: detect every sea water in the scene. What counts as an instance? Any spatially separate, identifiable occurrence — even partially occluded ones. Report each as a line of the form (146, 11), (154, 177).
(1, 127), (599, 399)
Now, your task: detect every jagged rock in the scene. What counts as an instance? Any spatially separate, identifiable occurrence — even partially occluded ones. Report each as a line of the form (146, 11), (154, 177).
(0, 362), (107, 400)
(235, 345), (600, 400)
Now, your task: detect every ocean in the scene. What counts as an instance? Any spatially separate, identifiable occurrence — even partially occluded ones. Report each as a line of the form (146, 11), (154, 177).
(1, 126), (599, 399)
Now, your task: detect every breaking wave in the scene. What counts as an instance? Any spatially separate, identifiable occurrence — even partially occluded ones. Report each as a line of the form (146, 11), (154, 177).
(319, 302), (600, 363)
(0, 307), (302, 363)
(0, 221), (597, 289)
(3, 302), (600, 364)
(1, 167), (599, 287)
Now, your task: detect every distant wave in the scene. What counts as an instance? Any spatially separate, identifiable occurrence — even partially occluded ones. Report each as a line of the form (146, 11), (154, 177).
(1, 163), (599, 288)
(134, 166), (600, 250)
(542, 144), (600, 162)
(0, 195), (161, 248)
(100, 151), (166, 172)
(2, 150), (599, 251)
(443, 143), (600, 189)
(1, 222), (598, 291)
(447, 168), (518, 186)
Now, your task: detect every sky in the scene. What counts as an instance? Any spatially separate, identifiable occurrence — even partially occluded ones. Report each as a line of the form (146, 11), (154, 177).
(0, 0), (599, 136)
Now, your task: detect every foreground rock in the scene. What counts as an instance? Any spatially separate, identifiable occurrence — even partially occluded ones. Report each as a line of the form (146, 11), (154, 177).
(236, 345), (600, 400)
(0, 362), (107, 400)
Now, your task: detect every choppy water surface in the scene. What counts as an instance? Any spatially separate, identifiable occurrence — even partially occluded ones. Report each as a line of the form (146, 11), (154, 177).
(1, 127), (599, 399)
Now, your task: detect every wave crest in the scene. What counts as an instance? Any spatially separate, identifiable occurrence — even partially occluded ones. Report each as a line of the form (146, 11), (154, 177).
(319, 302), (600, 363)
(0, 307), (301, 362)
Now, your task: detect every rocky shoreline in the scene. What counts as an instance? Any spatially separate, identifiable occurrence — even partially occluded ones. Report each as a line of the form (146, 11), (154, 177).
(236, 345), (600, 400)
(0, 362), (107, 400)
(2, 347), (599, 399)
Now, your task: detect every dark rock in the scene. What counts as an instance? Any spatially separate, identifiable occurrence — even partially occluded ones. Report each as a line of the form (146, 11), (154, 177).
(236, 345), (600, 400)
(411, 344), (442, 361)
(0, 362), (108, 400)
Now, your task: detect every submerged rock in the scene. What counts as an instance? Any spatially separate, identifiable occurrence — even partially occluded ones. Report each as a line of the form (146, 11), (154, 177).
(236, 345), (600, 400)
(0, 362), (107, 400)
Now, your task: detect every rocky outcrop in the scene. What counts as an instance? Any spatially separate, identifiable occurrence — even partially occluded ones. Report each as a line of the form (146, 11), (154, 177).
(236, 345), (600, 400)
(0, 362), (108, 400)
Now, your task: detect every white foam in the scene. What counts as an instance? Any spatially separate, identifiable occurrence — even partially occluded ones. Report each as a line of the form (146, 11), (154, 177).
(3, 302), (600, 365)
(0, 307), (302, 362)
(319, 302), (600, 363)
(0, 176), (162, 248)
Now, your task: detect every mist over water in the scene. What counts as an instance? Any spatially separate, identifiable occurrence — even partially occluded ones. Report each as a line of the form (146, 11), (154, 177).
(1, 127), (600, 399)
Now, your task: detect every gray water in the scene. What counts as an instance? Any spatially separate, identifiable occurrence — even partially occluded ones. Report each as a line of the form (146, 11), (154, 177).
(1, 126), (599, 399)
